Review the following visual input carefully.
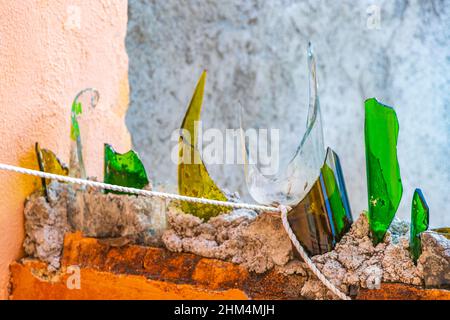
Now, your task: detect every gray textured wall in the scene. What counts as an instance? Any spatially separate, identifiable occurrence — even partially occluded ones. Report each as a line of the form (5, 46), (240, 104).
(126, 0), (449, 226)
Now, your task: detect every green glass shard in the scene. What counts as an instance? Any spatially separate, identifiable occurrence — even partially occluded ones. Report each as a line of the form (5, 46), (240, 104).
(365, 98), (403, 244)
(321, 164), (346, 237)
(103, 143), (149, 194)
(178, 71), (231, 220)
(35, 142), (69, 199)
(70, 100), (82, 141)
(69, 88), (99, 178)
(409, 189), (429, 262)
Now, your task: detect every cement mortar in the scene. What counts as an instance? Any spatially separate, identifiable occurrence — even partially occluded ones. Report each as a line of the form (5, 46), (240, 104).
(162, 204), (292, 273)
(23, 181), (166, 270)
(23, 183), (449, 299)
(164, 208), (448, 299)
(418, 231), (450, 289)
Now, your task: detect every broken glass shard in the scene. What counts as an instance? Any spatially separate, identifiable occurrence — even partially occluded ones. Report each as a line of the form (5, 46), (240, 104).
(35, 142), (69, 199)
(104, 143), (149, 194)
(240, 42), (325, 206)
(178, 71), (231, 220)
(70, 88), (99, 179)
(409, 189), (429, 262)
(431, 228), (450, 240)
(365, 98), (403, 244)
(287, 147), (353, 256)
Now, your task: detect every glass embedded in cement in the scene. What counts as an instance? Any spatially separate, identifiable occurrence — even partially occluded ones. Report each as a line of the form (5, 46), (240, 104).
(178, 71), (231, 220)
(409, 189), (429, 262)
(70, 88), (99, 179)
(103, 143), (149, 194)
(364, 98), (403, 244)
(287, 147), (353, 256)
(35, 142), (69, 199)
(240, 42), (325, 206)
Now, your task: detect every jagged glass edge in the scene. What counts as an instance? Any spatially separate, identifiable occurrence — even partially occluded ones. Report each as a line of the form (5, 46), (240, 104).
(177, 72), (231, 217)
(326, 149), (353, 225)
(409, 188), (429, 261)
(103, 143), (149, 194)
(69, 88), (99, 179)
(35, 142), (69, 200)
(430, 228), (450, 239)
(239, 42), (325, 206)
(286, 147), (352, 256)
(364, 98), (403, 244)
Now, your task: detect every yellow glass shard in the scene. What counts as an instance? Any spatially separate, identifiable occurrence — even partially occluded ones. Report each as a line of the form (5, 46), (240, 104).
(178, 71), (231, 220)
(35, 142), (69, 198)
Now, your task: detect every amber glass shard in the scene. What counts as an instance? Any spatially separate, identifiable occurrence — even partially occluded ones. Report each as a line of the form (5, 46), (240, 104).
(240, 42), (325, 206)
(431, 228), (450, 240)
(35, 142), (69, 198)
(409, 189), (429, 262)
(365, 98), (403, 244)
(103, 144), (149, 194)
(69, 88), (99, 178)
(178, 71), (230, 220)
(287, 148), (353, 256)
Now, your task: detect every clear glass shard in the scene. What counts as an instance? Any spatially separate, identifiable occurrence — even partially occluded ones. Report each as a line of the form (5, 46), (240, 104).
(240, 42), (325, 206)
(69, 88), (100, 179)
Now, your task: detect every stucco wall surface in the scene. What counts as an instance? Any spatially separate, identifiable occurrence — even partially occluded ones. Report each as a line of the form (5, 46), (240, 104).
(126, 0), (449, 226)
(0, 0), (131, 299)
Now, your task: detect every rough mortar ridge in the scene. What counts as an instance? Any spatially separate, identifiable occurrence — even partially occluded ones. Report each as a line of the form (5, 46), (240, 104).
(23, 182), (449, 299)
(164, 207), (447, 298)
(24, 181), (166, 270)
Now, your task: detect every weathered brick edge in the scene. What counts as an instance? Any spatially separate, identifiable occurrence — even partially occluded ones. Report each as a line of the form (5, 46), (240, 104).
(9, 232), (450, 300)
(9, 232), (306, 300)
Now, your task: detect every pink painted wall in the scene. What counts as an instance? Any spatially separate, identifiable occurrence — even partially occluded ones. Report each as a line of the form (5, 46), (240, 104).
(0, 0), (131, 299)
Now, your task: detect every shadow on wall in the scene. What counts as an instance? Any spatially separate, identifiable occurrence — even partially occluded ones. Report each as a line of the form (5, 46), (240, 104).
(125, 0), (449, 226)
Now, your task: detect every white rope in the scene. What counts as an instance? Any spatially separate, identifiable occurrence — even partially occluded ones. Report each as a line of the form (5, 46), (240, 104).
(0, 163), (277, 212)
(278, 205), (351, 300)
(0, 162), (350, 300)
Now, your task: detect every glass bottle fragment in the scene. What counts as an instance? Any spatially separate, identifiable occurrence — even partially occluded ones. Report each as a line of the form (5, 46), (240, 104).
(178, 71), (231, 220)
(104, 143), (149, 194)
(430, 228), (450, 240)
(287, 147), (353, 256)
(409, 189), (429, 262)
(365, 98), (403, 244)
(70, 88), (99, 179)
(240, 42), (325, 206)
(35, 142), (69, 199)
